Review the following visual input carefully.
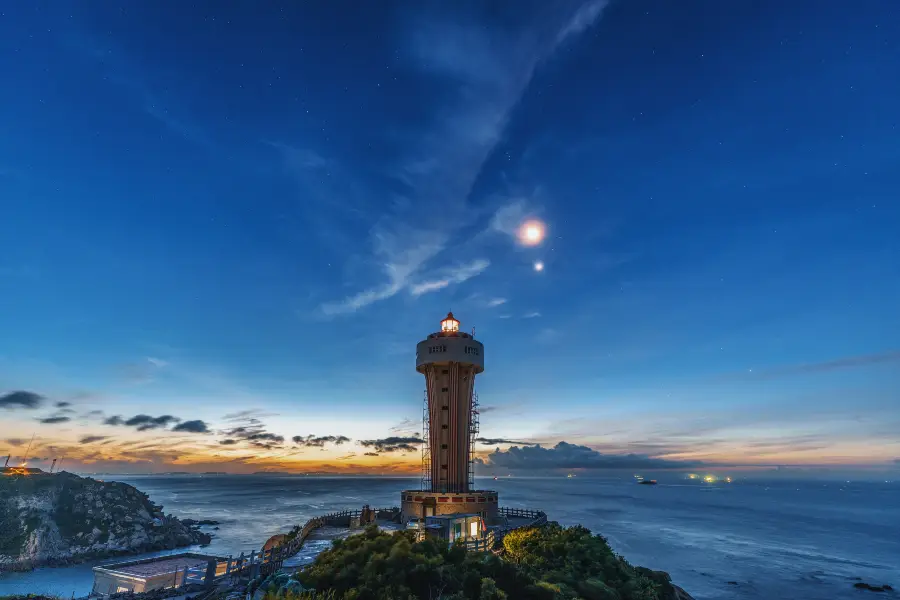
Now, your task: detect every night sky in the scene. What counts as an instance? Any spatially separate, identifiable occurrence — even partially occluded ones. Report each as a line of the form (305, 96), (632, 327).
(1, 1), (898, 475)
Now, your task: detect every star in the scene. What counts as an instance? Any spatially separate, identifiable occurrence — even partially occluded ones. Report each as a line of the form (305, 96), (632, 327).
(533, 261), (544, 272)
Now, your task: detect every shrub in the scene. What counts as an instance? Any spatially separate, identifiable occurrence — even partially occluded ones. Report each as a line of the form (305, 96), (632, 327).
(290, 523), (682, 600)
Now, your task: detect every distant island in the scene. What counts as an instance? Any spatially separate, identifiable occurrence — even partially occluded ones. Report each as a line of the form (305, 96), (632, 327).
(0, 470), (211, 571)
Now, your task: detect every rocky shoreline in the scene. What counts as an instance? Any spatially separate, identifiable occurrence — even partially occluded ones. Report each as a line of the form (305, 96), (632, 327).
(0, 471), (212, 572)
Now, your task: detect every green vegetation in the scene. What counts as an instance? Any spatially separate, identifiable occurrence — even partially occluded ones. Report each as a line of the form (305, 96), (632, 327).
(258, 523), (683, 600)
(0, 501), (26, 556)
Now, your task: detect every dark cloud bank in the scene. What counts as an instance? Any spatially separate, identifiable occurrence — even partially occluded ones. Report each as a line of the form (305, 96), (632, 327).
(173, 420), (210, 433)
(476, 441), (698, 472)
(360, 436), (423, 454)
(38, 415), (71, 424)
(0, 390), (45, 409)
(476, 437), (535, 446)
(104, 413), (210, 434)
(293, 435), (351, 447)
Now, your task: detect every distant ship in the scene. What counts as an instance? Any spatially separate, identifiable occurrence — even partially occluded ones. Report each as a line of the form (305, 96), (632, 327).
(567, 473), (576, 478)
(638, 480), (658, 485)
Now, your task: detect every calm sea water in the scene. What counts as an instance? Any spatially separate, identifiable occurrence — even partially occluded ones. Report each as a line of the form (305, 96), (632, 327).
(1, 475), (897, 599)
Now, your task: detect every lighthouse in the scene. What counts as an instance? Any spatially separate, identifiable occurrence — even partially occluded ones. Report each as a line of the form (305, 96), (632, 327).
(401, 313), (498, 523)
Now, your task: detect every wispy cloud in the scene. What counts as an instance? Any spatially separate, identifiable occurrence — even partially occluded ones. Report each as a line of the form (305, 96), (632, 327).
(292, 435), (351, 448)
(390, 418), (420, 434)
(79, 435), (109, 445)
(555, 0), (609, 45)
(38, 415), (71, 424)
(223, 409), (280, 421)
(486, 298), (507, 308)
(409, 259), (490, 296)
(475, 437), (536, 446)
(62, 26), (217, 151)
(489, 199), (536, 241)
(120, 357), (168, 385)
(716, 350), (900, 382)
(318, 3), (608, 316)
(320, 232), (447, 315)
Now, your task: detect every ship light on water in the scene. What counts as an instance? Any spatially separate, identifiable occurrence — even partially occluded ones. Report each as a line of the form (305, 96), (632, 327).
(687, 473), (698, 480)
(703, 475), (717, 483)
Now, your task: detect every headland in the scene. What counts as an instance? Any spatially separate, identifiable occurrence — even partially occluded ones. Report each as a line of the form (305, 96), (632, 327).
(0, 469), (211, 572)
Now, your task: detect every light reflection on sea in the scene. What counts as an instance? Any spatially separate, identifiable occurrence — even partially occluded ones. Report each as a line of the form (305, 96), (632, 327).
(0, 475), (897, 600)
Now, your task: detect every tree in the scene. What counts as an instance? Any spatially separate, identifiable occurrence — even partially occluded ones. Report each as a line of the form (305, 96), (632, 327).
(288, 523), (683, 600)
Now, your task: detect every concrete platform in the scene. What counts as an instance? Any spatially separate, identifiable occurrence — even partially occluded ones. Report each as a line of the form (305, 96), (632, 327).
(280, 519), (405, 570)
(92, 552), (224, 595)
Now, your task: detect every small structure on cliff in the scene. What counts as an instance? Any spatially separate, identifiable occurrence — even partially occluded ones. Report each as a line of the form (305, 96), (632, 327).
(91, 552), (226, 595)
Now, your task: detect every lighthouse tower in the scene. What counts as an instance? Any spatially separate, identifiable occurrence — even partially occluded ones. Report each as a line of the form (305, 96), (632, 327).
(401, 313), (498, 523)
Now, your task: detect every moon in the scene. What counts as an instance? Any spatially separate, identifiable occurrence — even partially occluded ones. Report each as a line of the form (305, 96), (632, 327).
(517, 220), (546, 246)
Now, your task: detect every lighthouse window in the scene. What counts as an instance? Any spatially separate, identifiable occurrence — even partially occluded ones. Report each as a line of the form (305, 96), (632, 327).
(441, 387), (448, 392)
(442, 424), (448, 429)
(442, 369), (448, 374)
(464, 346), (480, 356)
(442, 405), (449, 410)
(428, 345), (447, 354)
(441, 444), (448, 449)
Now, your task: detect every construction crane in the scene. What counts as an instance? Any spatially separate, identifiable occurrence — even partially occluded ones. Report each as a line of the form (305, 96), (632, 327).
(22, 433), (36, 466)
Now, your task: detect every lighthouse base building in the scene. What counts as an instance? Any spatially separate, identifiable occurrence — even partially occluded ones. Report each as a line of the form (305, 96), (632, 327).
(400, 490), (499, 523)
(400, 313), (499, 525)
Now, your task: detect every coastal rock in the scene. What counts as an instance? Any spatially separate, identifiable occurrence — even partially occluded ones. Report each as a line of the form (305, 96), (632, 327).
(0, 471), (212, 571)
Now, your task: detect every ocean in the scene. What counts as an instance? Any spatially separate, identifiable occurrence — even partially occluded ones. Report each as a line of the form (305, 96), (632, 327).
(1, 475), (897, 599)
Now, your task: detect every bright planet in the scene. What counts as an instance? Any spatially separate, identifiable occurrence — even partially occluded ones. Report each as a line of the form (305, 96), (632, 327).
(518, 219), (546, 246)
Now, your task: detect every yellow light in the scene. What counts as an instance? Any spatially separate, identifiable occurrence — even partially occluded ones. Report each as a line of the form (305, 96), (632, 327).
(440, 312), (460, 332)
(725, 477), (732, 483)
(703, 475), (716, 483)
(687, 473), (698, 480)
(517, 220), (546, 246)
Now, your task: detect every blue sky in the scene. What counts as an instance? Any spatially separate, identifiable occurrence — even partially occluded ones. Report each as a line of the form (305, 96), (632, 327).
(1, 1), (898, 474)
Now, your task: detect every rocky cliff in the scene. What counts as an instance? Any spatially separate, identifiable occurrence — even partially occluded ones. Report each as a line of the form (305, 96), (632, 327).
(0, 471), (211, 571)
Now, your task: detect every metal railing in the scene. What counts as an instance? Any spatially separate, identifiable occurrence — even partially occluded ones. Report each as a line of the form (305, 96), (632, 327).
(90, 505), (544, 597)
(462, 507), (548, 553)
